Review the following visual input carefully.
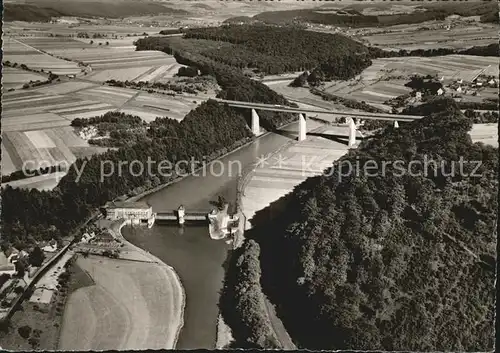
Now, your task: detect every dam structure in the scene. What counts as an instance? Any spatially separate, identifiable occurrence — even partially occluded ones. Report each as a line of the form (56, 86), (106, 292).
(155, 209), (210, 224)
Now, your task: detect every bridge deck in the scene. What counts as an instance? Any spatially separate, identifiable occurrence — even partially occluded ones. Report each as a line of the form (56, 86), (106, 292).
(213, 98), (423, 121)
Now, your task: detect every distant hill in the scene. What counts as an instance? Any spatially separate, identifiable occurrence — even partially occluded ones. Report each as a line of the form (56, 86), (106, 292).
(239, 1), (497, 27)
(4, 4), (67, 22)
(4, 1), (189, 21)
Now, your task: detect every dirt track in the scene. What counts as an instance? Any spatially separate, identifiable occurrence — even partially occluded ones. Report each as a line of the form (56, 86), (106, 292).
(59, 255), (183, 350)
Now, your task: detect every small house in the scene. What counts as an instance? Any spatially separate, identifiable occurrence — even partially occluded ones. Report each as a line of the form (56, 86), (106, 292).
(437, 88), (444, 96)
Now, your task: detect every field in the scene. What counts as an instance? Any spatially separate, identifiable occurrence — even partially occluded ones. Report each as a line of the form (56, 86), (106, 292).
(121, 92), (200, 122)
(2, 67), (47, 90)
(469, 123), (498, 148)
(3, 21), (160, 37)
(3, 33), (181, 85)
(319, 55), (499, 110)
(1, 172), (69, 192)
(266, 54), (497, 112)
(265, 80), (375, 113)
(358, 22), (497, 51)
(1, 87), (115, 176)
(1, 67), (200, 180)
(3, 37), (80, 75)
(59, 255), (181, 350)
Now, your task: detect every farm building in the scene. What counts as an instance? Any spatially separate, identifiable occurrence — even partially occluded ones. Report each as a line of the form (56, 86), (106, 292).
(103, 201), (155, 226)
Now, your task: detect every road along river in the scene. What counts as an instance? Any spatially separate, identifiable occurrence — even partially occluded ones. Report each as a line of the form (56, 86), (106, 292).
(122, 120), (325, 349)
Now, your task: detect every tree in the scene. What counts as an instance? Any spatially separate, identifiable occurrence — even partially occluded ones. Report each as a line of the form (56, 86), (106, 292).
(18, 325), (31, 339)
(210, 195), (228, 210)
(289, 71), (309, 87)
(29, 246), (45, 267)
(15, 261), (26, 278)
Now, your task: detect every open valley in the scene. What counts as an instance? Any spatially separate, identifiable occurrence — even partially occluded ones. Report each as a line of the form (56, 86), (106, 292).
(1, 1), (497, 352)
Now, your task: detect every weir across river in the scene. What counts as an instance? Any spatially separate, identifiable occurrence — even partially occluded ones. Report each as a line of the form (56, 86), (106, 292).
(155, 210), (210, 223)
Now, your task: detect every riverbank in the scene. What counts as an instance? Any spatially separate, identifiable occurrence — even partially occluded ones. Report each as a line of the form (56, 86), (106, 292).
(118, 120), (306, 349)
(57, 219), (184, 350)
(127, 135), (262, 203)
(112, 220), (185, 349)
(218, 123), (354, 349)
(126, 119), (305, 205)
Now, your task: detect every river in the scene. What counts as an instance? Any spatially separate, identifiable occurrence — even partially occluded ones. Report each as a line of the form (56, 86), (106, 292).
(122, 121), (314, 349)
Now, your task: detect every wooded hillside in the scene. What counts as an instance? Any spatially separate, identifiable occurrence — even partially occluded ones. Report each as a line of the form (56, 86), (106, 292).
(223, 97), (497, 350)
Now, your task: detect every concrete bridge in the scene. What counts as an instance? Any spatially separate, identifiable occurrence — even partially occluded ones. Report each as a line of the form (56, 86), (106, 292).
(212, 98), (424, 146)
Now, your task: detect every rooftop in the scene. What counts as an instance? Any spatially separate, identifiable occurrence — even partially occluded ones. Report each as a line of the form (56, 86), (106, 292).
(104, 201), (151, 209)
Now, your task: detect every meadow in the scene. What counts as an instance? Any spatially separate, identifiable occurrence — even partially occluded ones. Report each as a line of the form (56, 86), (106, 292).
(59, 255), (181, 350)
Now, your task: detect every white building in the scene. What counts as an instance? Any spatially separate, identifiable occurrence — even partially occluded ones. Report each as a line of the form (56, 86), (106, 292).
(437, 88), (444, 95)
(0, 252), (17, 276)
(103, 201), (155, 226)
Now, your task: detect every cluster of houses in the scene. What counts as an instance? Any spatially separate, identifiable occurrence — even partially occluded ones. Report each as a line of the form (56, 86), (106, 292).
(447, 75), (498, 96)
(0, 240), (58, 277)
(0, 248), (29, 277)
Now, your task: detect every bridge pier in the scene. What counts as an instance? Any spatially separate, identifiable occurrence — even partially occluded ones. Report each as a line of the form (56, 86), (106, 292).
(348, 117), (357, 147)
(298, 113), (307, 141)
(251, 109), (260, 135)
(394, 120), (399, 128)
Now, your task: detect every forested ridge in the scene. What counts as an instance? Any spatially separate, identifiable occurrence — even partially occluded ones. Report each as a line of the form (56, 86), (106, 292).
(136, 32), (304, 130)
(138, 25), (374, 96)
(242, 2), (497, 27)
(222, 97), (497, 350)
(182, 25), (372, 79)
(1, 101), (252, 247)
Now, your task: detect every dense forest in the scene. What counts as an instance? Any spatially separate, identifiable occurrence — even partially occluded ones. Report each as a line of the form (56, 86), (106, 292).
(182, 25), (373, 79)
(368, 42), (499, 59)
(1, 165), (66, 184)
(71, 112), (148, 148)
(456, 98), (499, 111)
(222, 97), (497, 350)
(136, 33), (302, 130)
(1, 101), (253, 248)
(106, 76), (217, 95)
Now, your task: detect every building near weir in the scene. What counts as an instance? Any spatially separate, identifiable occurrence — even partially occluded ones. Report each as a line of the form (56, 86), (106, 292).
(103, 201), (156, 228)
